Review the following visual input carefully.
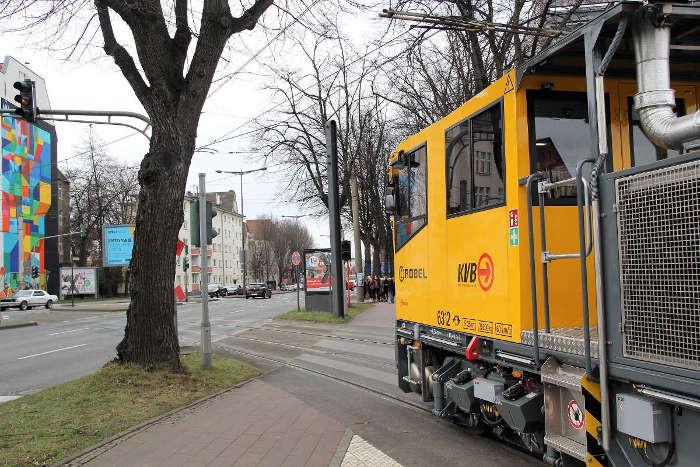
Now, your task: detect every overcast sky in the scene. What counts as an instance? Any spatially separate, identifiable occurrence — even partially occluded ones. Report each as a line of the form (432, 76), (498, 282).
(1, 2), (386, 247)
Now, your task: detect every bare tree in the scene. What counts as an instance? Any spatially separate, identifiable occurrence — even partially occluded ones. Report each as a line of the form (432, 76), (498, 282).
(379, 0), (606, 134)
(258, 25), (398, 271)
(64, 130), (139, 266)
(2, 0), (281, 368)
(247, 217), (312, 284)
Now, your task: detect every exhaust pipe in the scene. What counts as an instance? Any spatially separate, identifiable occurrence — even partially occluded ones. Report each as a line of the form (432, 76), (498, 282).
(633, 17), (700, 150)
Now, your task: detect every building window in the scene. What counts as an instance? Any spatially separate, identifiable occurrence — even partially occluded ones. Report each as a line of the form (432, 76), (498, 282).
(446, 101), (504, 216)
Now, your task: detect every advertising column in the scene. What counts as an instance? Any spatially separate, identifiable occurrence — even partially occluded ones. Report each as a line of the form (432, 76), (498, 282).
(303, 248), (332, 312)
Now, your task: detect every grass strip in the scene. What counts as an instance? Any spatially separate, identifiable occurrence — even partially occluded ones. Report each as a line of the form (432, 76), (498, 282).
(0, 352), (259, 467)
(275, 303), (372, 323)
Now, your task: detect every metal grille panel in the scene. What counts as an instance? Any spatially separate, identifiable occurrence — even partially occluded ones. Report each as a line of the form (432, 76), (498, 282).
(616, 160), (700, 370)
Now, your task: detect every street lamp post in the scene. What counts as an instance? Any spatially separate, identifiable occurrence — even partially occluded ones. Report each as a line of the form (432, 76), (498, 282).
(215, 167), (266, 293)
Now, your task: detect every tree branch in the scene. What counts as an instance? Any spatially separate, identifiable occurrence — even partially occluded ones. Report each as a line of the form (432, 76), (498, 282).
(95, 0), (151, 110)
(230, 0), (274, 34)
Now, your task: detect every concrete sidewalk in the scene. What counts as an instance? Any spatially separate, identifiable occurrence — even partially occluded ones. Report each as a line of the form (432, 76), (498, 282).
(66, 378), (396, 467)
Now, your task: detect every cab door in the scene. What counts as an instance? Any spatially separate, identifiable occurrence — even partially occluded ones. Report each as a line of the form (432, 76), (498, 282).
(618, 82), (697, 169)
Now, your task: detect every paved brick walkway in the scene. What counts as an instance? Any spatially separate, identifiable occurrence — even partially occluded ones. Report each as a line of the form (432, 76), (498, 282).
(73, 380), (348, 467)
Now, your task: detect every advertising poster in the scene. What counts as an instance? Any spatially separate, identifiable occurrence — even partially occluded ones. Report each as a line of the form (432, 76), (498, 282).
(103, 224), (136, 267)
(59, 267), (97, 296)
(304, 249), (331, 292)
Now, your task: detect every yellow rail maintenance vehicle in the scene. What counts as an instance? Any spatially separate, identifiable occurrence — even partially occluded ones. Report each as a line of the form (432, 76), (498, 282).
(388, 2), (700, 466)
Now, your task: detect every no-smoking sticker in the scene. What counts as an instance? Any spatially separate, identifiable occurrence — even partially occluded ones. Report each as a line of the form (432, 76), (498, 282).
(567, 399), (584, 430)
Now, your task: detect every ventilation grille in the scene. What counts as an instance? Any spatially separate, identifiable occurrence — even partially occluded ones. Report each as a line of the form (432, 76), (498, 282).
(616, 159), (700, 371)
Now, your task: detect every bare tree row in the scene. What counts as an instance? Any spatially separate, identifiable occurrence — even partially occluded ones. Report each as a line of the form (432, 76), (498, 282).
(247, 217), (313, 285)
(63, 129), (140, 267)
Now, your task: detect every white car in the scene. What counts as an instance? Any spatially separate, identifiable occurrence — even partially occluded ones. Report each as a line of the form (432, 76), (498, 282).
(1, 289), (58, 311)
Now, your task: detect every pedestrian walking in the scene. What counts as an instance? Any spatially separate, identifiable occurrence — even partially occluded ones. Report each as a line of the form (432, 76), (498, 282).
(387, 275), (395, 303)
(382, 274), (390, 302)
(372, 275), (380, 302)
(366, 275), (375, 302)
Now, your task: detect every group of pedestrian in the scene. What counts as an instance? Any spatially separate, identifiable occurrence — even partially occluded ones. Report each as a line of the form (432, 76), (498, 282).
(364, 274), (395, 303)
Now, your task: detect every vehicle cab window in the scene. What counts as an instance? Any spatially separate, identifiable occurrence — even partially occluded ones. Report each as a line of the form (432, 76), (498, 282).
(527, 90), (610, 204)
(33, 291), (43, 296)
(393, 145), (427, 249)
(445, 102), (504, 217)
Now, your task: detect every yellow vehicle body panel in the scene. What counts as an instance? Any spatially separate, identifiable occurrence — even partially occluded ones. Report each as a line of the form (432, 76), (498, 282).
(392, 70), (700, 344)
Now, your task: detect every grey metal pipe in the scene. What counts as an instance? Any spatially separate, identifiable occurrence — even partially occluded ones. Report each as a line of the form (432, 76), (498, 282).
(576, 159), (596, 377)
(633, 19), (700, 150)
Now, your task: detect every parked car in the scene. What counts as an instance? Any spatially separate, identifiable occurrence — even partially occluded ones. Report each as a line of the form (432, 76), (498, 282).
(246, 283), (271, 299)
(225, 285), (243, 296)
(207, 283), (226, 298)
(1, 289), (58, 311)
(280, 283), (297, 292)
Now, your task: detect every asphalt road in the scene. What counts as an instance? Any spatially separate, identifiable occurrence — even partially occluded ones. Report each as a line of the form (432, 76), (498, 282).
(0, 293), (302, 396)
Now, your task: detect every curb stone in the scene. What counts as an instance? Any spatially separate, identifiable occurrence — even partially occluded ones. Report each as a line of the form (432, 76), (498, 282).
(0, 321), (37, 330)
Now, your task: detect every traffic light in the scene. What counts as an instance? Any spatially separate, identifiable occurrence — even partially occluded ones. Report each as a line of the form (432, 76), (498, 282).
(13, 80), (37, 122)
(206, 201), (218, 244)
(190, 200), (218, 246)
(31, 266), (39, 279)
(190, 201), (201, 247)
(341, 240), (351, 262)
(183, 256), (190, 271)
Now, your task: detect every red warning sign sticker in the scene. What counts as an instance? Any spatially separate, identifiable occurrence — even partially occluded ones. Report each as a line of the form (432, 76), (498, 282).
(567, 399), (584, 430)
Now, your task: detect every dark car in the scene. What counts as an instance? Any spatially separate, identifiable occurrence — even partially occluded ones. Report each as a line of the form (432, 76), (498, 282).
(246, 283), (271, 299)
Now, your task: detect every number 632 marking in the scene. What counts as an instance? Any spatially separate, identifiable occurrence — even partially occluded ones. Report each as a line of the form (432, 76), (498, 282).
(436, 310), (451, 326)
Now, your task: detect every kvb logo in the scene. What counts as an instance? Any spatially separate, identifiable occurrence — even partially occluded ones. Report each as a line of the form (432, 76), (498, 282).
(477, 253), (494, 291)
(457, 252), (494, 291)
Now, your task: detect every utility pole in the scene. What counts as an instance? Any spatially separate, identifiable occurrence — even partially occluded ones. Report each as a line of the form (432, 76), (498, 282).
(350, 175), (364, 301)
(199, 173), (212, 368)
(325, 120), (345, 319)
(240, 173), (246, 293)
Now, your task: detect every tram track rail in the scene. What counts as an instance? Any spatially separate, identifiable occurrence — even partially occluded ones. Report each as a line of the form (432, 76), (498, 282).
(214, 342), (431, 414)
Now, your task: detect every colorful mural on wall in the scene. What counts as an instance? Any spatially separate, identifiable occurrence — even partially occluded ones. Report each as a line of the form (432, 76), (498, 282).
(0, 115), (52, 290)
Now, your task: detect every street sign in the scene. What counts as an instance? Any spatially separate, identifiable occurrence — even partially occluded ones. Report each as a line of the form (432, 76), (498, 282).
(291, 251), (301, 266)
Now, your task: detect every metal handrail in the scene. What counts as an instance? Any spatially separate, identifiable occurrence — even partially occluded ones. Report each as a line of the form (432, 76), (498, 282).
(539, 178), (593, 262)
(525, 159), (595, 373)
(525, 172), (547, 367)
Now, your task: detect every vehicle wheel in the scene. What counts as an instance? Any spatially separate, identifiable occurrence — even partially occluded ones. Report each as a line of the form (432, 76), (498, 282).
(245, 295), (250, 299)
(45, 300), (53, 309)
(19, 301), (28, 310)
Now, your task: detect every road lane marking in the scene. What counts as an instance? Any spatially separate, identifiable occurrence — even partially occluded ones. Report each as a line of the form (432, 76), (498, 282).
(49, 327), (89, 336)
(17, 344), (87, 360)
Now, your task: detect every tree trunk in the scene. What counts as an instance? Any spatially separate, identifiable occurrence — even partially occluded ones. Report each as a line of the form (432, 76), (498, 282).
(372, 244), (381, 276)
(116, 123), (191, 370)
(363, 238), (372, 278)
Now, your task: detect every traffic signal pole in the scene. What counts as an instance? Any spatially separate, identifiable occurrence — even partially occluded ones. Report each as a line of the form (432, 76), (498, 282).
(199, 174), (212, 368)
